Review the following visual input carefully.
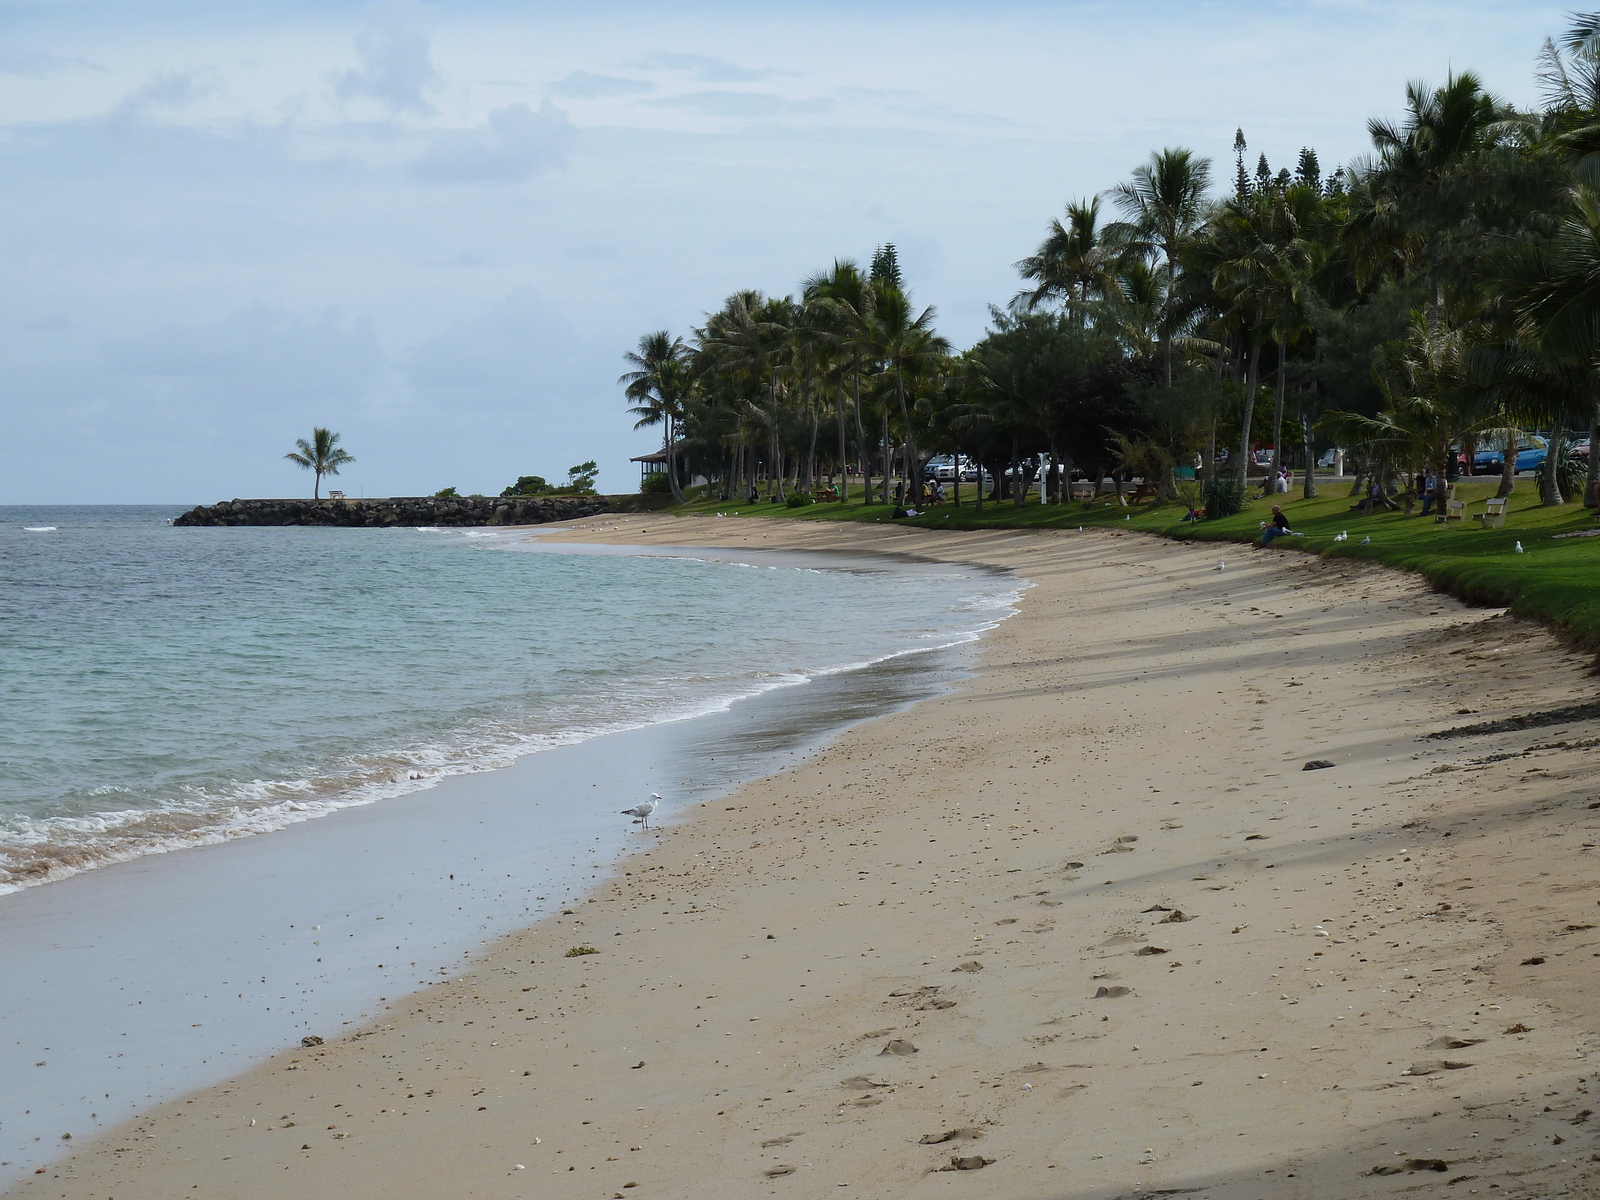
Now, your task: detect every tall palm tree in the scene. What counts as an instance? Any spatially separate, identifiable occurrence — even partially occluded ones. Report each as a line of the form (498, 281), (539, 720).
(620, 331), (690, 503)
(859, 284), (951, 499)
(284, 428), (354, 499)
(1109, 148), (1213, 384)
(802, 260), (872, 502)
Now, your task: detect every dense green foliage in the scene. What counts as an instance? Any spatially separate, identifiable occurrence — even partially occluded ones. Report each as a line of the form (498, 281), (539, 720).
(623, 12), (1600, 514)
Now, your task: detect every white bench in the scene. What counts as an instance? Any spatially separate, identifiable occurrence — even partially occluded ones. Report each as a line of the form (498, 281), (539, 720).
(1474, 497), (1508, 528)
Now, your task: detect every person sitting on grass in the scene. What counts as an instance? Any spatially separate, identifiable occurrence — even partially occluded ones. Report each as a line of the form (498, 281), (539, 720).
(1258, 504), (1299, 547)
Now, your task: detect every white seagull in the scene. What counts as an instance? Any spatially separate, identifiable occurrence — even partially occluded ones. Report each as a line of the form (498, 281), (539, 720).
(1515, 541), (1525, 554)
(622, 794), (662, 830)
(1214, 561), (1225, 572)
(1359, 536), (1371, 545)
(1333, 530), (1348, 542)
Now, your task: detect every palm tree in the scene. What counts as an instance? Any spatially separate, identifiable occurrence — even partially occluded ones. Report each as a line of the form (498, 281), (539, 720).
(284, 428), (354, 499)
(859, 284), (951, 500)
(620, 331), (690, 503)
(801, 260), (872, 502)
(1109, 148), (1213, 384)
(1013, 197), (1123, 319)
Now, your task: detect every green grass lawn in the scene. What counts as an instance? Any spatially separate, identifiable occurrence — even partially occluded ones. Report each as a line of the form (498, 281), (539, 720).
(671, 478), (1600, 650)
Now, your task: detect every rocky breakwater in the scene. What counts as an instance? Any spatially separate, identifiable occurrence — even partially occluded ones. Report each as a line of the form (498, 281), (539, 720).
(173, 495), (613, 528)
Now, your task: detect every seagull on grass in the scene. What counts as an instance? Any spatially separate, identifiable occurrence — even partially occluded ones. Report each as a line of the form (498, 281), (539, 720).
(1333, 531), (1348, 542)
(1359, 536), (1371, 545)
(622, 794), (662, 830)
(1515, 541), (1525, 554)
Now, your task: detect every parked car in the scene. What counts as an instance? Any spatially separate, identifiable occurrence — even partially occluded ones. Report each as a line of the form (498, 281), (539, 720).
(1473, 435), (1548, 473)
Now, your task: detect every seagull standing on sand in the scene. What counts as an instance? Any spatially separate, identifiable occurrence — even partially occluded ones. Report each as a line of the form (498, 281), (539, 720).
(622, 794), (661, 830)
(1214, 561), (1225, 572)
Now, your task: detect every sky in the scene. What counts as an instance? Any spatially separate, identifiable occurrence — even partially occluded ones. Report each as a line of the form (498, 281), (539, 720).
(0, 0), (1573, 503)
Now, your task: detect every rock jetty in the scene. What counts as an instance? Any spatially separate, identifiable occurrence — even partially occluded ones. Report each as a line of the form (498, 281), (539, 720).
(173, 495), (613, 527)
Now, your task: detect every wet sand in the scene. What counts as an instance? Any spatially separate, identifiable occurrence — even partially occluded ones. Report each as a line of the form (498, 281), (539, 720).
(14, 517), (1600, 1199)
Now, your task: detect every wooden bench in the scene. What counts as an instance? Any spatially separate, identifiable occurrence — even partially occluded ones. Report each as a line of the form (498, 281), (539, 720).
(1473, 496), (1508, 528)
(1069, 482), (1095, 501)
(1129, 482), (1158, 503)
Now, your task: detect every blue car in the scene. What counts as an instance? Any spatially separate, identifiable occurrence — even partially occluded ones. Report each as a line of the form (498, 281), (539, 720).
(1473, 436), (1548, 473)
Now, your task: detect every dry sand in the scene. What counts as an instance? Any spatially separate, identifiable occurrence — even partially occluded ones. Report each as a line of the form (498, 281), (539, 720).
(14, 517), (1600, 1200)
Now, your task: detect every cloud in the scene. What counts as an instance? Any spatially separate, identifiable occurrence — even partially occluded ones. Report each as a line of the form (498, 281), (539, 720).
(410, 102), (575, 182)
(0, 47), (97, 78)
(654, 91), (832, 120)
(115, 68), (223, 116)
(548, 71), (654, 100)
(102, 304), (383, 403)
(635, 53), (775, 83)
(334, 13), (439, 116)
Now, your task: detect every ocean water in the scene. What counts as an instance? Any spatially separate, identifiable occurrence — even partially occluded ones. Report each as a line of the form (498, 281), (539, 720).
(0, 506), (1017, 894)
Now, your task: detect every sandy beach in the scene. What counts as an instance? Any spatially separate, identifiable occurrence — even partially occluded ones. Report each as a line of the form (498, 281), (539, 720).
(14, 516), (1600, 1200)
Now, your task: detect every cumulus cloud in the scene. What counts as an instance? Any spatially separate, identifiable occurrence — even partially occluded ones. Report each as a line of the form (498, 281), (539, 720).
(548, 71), (653, 99)
(635, 52), (774, 83)
(409, 102), (575, 182)
(334, 13), (440, 115)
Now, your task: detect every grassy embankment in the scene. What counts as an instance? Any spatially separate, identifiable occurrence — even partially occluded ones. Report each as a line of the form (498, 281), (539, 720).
(671, 477), (1600, 650)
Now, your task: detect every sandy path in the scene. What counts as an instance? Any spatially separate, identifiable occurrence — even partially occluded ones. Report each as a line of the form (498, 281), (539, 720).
(14, 518), (1600, 1200)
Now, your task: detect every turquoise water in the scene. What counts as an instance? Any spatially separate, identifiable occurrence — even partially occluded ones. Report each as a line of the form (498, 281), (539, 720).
(0, 506), (1016, 893)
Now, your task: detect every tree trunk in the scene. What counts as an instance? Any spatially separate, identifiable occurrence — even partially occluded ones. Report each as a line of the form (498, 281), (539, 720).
(1301, 389), (1317, 499)
(1587, 402), (1600, 508)
(1540, 430), (1567, 506)
(835, 384), (848, 502)
(1235, 336), (1263, 489)
(852, 374), (869, 505)
(804, 404), (819, 492)
(1011, 440), (1023, 508)
(894, 366), (919, 504)
(314, 470), (322, 500)
(664, 415), (686, 504)
(881, 412), (892, 505)
(1269, 340), (1287, 491)
(1497, 430), (1517, 500)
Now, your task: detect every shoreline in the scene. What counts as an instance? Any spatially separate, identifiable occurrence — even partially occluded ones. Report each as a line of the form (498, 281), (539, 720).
(15, 516), (1600, 1199)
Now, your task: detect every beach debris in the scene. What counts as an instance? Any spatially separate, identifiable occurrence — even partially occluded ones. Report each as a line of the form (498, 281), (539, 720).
(565, 945), (599, 957)
(1369, 1159), (1449, 1175)
(917, 997), (957, 1010)
(1302, 759), (1335, 771)
(1064, 860), (1085, 869)
(621, 795), (661, 829)
(1158, 910), (1191, 923)
(761, 1135), (795, 1147)
(1141, 904), (1172, 913)
(1505, 1022), (1532, 1034)
(880, 1039), (919, 1056)
(300, 1036), (324, 1048)
(1135, 946), (1169, 956)
(1314, 925), (1330, 938)
(920, 1128), (984, 1145)
(1093, 985), (1132, 998)
(1403, 1060), (1474, 1076)
(839, 1075), (889, 1090)
(952, 960), (984, 972)
(939, 1155), (995, 1171)
(1521, 955), (1546, 965)
(631, 1060), (645, 1069)
(765, 1165), (797, 1177)
(1429, 1036), (1484, 1050)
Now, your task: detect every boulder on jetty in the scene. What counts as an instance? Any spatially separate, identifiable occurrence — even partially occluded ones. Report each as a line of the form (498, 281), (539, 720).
(173, 495), (613, 528)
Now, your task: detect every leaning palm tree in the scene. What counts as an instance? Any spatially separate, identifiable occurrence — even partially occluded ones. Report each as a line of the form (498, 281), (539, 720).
(620, 331), (690, 503)
(284, 428), (354, 499)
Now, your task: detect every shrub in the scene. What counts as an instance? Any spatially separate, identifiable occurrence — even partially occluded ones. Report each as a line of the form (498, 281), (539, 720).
(786, 492), (814, 508)
(1202, 475), (1245, 519)
(434, 486), (459, 498)
(564, 945), (598, 957)
(640, 472), (673, 495)
(502, 475), (553, 497)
